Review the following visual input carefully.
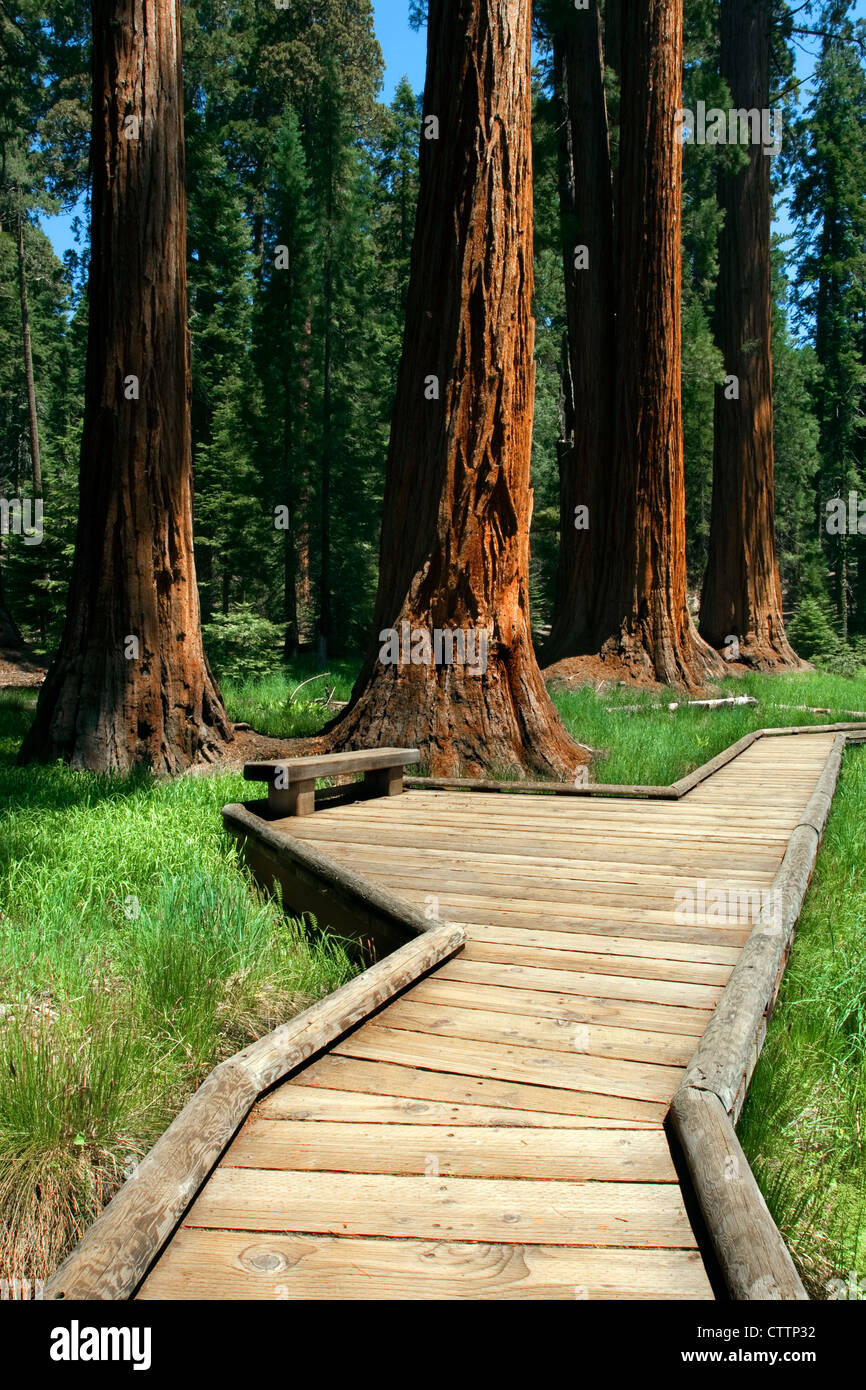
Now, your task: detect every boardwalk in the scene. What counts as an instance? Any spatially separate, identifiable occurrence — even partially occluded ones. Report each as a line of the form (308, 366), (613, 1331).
(134, 731), (838, 1300)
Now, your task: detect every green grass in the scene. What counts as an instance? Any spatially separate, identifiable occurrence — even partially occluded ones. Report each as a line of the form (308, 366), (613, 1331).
(551, 668), (866, 785)
(3, 658), (866, 1292)
(0, 691), (355, 1284)
(737, 745), (866, 1298)
(221, 657), (358, 739)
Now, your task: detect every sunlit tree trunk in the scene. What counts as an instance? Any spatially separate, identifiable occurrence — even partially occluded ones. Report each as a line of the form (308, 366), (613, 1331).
(593, 0), (722, 687)
(325, 0), (588, 777)
(20, 0), (231, 772)
(700, 0), (798, 668)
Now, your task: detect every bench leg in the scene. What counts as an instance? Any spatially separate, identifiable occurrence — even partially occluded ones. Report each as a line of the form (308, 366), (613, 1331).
(364, 767), (404, 799)
(268, 777), (316, 817)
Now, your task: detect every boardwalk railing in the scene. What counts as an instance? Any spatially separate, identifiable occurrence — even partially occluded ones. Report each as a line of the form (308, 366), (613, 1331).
(44, 922), (465, 1300)
(670, 728), (865, 1301)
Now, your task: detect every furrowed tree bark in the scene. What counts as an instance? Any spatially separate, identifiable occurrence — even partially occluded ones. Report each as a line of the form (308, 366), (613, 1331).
(324, 0), (588, 779)
(593, 0), (722, 688)
(19, 0), (232, 773)
(543, 0), (616, 664)
(699, 0), (799, 669)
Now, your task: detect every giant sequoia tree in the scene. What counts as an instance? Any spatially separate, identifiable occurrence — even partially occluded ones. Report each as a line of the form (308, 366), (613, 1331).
(593, 0), (721, 687)
(325, 0), (588, 777)
(20, 0), (231, 773)
(542, 0), (616, 665)
(699, 0), (799, 667)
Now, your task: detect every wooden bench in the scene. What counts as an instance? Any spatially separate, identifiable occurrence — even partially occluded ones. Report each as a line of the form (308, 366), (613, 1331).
(244, 747), (421, 817)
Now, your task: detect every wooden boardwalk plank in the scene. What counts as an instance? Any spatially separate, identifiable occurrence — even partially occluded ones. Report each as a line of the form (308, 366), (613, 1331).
(298, 1052), (665, 1123)
(255, 1085), (656, 1128)
(436, 956), (722, 1011)
(403, 976), (713, 1037)
(373, 997), (697, 1066)
(137, 1230), (713, 1300)
(223, 1119), (678, 1181)
(334, 1024), (682, 1104)
(182, 1170), (700, 1247)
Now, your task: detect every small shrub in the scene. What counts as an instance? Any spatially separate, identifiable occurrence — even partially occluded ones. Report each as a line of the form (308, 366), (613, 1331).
(203, 605), (283, 684)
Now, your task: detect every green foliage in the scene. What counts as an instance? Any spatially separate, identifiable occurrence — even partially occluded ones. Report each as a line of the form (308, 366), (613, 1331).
(202, 604), (284, 684)
(0, 691), (355, 1282)
(221, 658), (359, 739)
(787, 595), (840, 661)
(787, 597), (866, 677)
(791, 5), (866, 637)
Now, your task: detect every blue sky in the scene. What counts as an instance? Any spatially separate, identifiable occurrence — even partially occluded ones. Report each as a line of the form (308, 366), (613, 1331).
(375, 0), (426, 100)
(40, 0), (866, 261)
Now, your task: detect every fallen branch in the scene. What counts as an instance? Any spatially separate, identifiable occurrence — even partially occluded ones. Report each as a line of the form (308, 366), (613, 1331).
(289, 672), (331, 703)
(605, 695), (758, 714)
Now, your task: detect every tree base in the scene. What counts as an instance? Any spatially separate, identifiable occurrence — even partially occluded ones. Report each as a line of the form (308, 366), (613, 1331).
(598, 617), (726, 692)
(18, 657), (233, 776)
(320, 653), (592, 781)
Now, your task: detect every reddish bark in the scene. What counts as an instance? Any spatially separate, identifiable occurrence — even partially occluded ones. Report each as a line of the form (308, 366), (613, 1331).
(699, 0), (800, 669)
(593, 0), (722, 688)
(20, 0), (231, 773)
(324, 0), (588, 778)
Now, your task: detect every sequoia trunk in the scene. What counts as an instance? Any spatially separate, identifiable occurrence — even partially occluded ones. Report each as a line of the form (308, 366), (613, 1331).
(699, 0), (799, 668)
(20, 0), (231, 772)
(593, 0), (722, 687)
(543, 1), (616, 664)
(324, 0), (588, 778)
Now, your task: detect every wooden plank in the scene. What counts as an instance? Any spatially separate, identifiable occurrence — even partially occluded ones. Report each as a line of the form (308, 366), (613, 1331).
(296, 839), (786, 887)
(374, 997), (696, 1066)
(333, 1025), (681, 1104)
(137, 1229), (714, 1300)
(298, 1053), (664, 1123)
(357, 866), (778, 910)
(223, 1119), (678, 1181)
(346, 788), (805, 818)
(301, 810), (796, 842)
(459, 924), (742, 966)
(340, 797), (801, 828)
(183, 1169), (700, 1247)
(325, 856), (779, 910)
(406, 974), (713, 1037)
(287, 823), (783, 870)
(256, 1085), (655, 1128)
(453, 940), (733, 987)
(244, 747), (420, 783)
(437, 956), (722, 1010)
(331, 862), (782, 910)
(417, 903), (751, 942)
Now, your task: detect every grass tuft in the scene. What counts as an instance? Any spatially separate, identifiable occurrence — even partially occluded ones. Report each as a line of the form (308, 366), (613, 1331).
(0, 691), (354, 1283)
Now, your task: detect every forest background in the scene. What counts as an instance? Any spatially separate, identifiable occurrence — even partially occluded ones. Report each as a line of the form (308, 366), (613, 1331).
(2, 0), (866, 686)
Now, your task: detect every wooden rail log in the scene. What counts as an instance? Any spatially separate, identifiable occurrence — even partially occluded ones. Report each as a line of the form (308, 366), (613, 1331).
(223, 800), (433, 956)
(672, 731), (852, 1302)
(680, 733), (845, 1119)
(668, 1089), (806, 1300)
(44, 922), (465, 1302)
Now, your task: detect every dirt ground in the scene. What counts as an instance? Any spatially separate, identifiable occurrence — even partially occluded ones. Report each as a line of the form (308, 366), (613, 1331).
(541, 650), (748, 698)
(0, 649), (47, 690)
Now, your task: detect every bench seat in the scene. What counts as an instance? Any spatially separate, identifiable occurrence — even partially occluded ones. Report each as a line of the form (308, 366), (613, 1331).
(244, 747), (420, 816)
